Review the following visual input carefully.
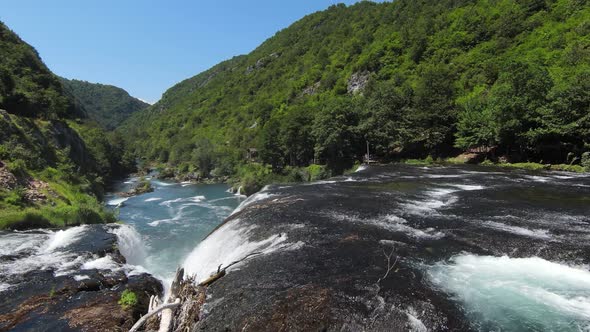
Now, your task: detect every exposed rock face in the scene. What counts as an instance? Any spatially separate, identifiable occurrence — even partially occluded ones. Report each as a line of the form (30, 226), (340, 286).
(0, 162), (18, 190)
(302, 81), (321, 96)
(0, 224), (162, 331)
(246, 53), (281, 74)
(347, 71), (370, 94)
(171, 165), (590, 331)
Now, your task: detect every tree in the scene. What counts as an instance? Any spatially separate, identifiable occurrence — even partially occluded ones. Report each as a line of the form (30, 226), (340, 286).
(312, 98), (361, 172)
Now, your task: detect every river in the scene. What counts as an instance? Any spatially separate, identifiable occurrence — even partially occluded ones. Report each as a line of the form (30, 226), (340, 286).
(104, 175), (245, 286)
(1, 165), (589, 331)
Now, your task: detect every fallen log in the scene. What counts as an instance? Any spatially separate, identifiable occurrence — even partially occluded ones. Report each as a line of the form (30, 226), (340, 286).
(128, 299), (180, 332)
(198, 269), (226, 287)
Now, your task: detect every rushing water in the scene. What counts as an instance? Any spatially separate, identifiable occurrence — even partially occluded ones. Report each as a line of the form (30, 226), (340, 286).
(1, 165), (590, 331)
(105, 176), (244, 284)
(177, 165), (590, 331)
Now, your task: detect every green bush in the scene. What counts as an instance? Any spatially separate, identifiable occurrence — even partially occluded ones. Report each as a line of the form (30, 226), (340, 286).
(7, 159), (28, 179)
(3, 188), (26, 206)
(241, 173), (263, 196)
(72, 207), (104, 225)
(118, 289), (138, 310)
(582, 152), (590, 169)
(1, 211), (51, 230)
(306, 164), (330, 181)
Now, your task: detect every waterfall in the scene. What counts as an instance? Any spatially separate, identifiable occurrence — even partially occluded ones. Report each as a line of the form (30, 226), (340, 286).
(43, 225), (87, 253)
(183, 218), (288, 283)
(110, 224), (148, 266)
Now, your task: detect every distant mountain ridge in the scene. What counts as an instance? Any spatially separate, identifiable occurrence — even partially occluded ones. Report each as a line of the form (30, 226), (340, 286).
(60, 78), (149, 130)
(0, 20), (133, 229)
(122, 0), (590, 179)
(0, 22), (84, 119)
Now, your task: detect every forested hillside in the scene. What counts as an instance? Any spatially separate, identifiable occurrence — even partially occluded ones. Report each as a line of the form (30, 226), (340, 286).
(0, 21), (133, 229)
(60, 78), (149, 130)
(123, 0), (590, 181)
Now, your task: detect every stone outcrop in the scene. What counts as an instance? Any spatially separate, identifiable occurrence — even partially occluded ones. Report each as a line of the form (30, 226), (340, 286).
(0, 161), (18, 190)
(347, 71), (370, 94)
(0, 224), (163, 331)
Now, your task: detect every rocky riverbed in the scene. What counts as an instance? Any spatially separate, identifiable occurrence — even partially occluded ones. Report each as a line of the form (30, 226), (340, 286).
(0, 224), (162, 331)
(170, 164), (590, 332)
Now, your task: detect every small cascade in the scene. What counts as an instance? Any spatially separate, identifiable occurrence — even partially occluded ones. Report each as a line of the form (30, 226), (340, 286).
(183, 218), (289, 283)
(43, 225), (87, 252)
(428, 255), (590, 331)
(110, 224), (148, 266)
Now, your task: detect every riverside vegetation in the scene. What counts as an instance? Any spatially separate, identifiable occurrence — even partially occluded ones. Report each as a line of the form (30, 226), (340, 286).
(2, 0), (590, 227)
(0, 21), (137, 229)
(120, 0), (590, 193)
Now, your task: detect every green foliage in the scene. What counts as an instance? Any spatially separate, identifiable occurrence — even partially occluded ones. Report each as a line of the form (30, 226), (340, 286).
(60, 78), (149, 130)
(0, 24), (129, 229)
(582, 152), (590, 169)
(121, 0), (590, 179)
(135, 177), (153, 193)
(0, 22), (83, 119)
(305, 164), (330, 182)
(118, 289), (138, 310)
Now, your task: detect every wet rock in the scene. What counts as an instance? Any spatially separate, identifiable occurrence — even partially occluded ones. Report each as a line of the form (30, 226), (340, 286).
(0, 162), (18, 190)
(302, 81), (321, 96)
(0, 224), (162, 331)
(174, 164), (590, 331)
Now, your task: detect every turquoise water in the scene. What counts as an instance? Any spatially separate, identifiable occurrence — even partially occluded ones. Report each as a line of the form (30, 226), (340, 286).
(105, 176), (244, 283)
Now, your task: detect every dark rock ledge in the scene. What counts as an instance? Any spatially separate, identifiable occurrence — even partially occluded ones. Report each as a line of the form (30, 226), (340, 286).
(0, 224), (162, 332)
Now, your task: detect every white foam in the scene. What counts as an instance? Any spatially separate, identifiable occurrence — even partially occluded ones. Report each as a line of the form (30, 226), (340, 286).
(483, 221), (552, 239)
(424, 174), (463, 178)
(73, 275), (90, 281)
(428, 255), (590, 331)
(159, 198), (184, 207)
(524, 175), (551, 183)
(230, 188), (274, 216)
(109, 224), (147, 266)
(81, 256), (119, 271)
(189, 195), (206, 203)
(44, 226), (87, 252)
(399, 185), (479, 216)
(0, 282), (12, 292)
(406, 307), (428, 332)
(355, 165), (368, 172)
(183, 218), (292, 282)
(329, 213), (444, 240)
(234, 186), (246, 197)
(449, 184), (485, 191)
(0, 232), (49, 256)
(152, 180), (174, 186)
(107, 197), (129, 207)
(144, 197), (162, 202)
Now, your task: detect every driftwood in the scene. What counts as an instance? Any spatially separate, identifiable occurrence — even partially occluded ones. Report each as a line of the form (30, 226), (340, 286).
(159, 268), (184, 332)
(130, 253), (267, 332)
(128, 299), (180, 332)
(197, 251), (262, 287)
(129, 268), (184, 332)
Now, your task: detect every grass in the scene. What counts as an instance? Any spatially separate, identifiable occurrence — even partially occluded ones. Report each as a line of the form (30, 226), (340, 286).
(402, 156), (588, 173)
(0, 166), (117, 230)
(118, 289), (138, 310)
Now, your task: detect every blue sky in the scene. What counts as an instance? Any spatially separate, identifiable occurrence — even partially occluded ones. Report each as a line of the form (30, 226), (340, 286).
(0, 0), (364, 103)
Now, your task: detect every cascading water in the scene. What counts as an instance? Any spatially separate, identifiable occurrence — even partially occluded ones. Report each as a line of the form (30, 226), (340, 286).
(105, 178), (245, 284)
(109, 224), (148, 266)
(427, 255), (590, 331)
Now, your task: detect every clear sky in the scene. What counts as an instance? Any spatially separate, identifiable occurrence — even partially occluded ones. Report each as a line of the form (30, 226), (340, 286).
(0, 0), (364, 104)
